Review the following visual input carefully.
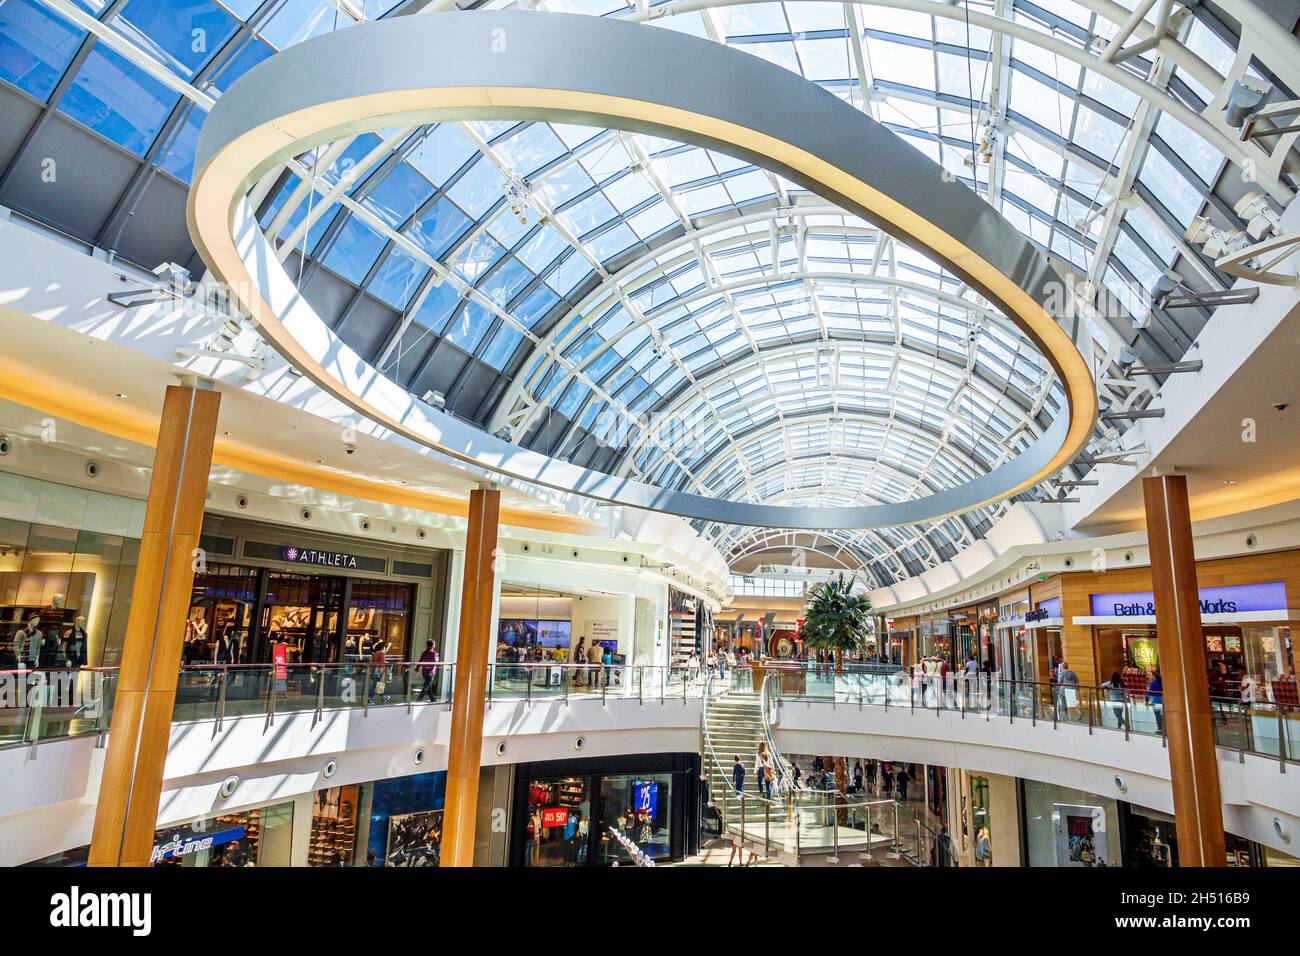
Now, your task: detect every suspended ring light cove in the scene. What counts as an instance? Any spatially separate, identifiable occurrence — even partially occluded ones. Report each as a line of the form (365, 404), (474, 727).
(188, 11), (1096, 530)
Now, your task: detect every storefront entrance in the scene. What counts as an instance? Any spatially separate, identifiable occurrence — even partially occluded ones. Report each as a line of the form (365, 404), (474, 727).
(511, 754), (700, 866)
(187, 562), (415, 665)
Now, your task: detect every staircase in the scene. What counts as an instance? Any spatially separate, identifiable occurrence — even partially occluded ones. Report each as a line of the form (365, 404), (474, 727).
(700, 670), (957, 867)
(702, 691), (769, 827)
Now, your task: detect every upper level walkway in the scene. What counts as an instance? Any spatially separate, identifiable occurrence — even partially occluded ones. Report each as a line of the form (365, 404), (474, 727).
(2, 662), (1296, 864)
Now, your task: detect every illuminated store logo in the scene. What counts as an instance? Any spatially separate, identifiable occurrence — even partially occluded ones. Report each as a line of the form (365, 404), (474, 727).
(1088, 581), (1286, 617)
(150, 826), (245, 863)
(281, 546), (358, 569)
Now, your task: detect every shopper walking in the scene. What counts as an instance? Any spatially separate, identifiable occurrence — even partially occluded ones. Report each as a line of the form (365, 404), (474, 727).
(417, 640), (439, 701)
(732, 755), (745, 795)
(1146, 671), (1164, 733)
(895, 765), (911, 802)
(1057, 661), (1079, 720)
(756, 743), (774, 799)
(881, 763), (894, 798)
(587, 639), (604, 689)
(1101, 671), (1127, 730)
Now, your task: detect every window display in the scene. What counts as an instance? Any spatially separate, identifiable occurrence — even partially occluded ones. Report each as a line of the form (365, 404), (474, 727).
(524, 775), (590, 867)
(514, 755), (698, 866)
(1021, 779), (1121, 867)
(598, 773), (672, 863)
(0, 518), (138, 668)
(151, 803), (294, 867)
(309, 785), (360, 866)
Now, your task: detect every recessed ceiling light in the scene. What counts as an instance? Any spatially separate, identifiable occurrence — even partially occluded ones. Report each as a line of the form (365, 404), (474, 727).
(1224, 479), (1236, 485)
(113, 392), (127, 399)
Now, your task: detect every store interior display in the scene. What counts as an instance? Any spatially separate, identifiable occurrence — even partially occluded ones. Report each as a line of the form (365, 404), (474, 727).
(0, 519), (137, 668)
(309, 785), (360, 867)
(187, 562), (413, 666)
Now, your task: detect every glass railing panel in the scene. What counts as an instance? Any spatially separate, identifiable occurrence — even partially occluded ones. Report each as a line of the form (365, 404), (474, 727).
(34, 668), (111, 739)
(274, 665), (326, 713)
(218, 666), (272, 718)
(318, 663), (366, 712)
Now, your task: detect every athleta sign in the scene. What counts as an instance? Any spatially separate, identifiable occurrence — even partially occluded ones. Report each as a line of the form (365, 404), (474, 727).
(281, 545), (358, 569)
(1088, 581), (1287, 617)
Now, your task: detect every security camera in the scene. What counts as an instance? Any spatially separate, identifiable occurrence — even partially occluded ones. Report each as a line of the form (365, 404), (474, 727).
(0, 435), (9, 456)
(1274, 403), (1290, 412)
(345, 444), (356, 455)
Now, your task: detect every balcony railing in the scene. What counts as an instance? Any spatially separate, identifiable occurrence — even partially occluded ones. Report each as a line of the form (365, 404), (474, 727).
(2, 662), (1293, 768)
(0, 661), (713, 751)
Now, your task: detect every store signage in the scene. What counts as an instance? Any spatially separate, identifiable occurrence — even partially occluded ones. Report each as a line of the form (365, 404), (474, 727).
(1028, 597), (1060, 621)
(281, 545), (359, 569)
(150, 826), (245, 863)
(541, 807), (569, 828)
(1088, 581), (1286, 617)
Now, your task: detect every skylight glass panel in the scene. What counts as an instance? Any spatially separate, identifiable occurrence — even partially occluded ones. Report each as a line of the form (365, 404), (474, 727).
(795, 38), (851, 82)
(364, 162), (434, 228)
(445, 300), (496, 353)
(406, 124), (477, 187)
(115, 0), (237, 79)
(369, 245), (427, 310)
(495, 123), (567, 177)
(865, 38), (935, 89)
(481, 325), (524, 371)
(0, 0), (84, 101)
(57, 44), (178, 156)
(322, 217), (386, 285)
(742, 40), (801, 75)
(449, 232), (506, 284)
(407, 198), (471, 259)
(207, 36), (273, 93)
(260, 0), (343, 51)
(1009, 72), (1071, 137)
(1139, 147), (1203, 226)
(936, 51), (988, 100)
(717, 4), (790, 37)
(1072, 106), (1127, 163)
(157, 106), (205, 182)
(548, 250), (594, 296)
(445, 156), (505, 218)
(1154, 113), (1223, 185)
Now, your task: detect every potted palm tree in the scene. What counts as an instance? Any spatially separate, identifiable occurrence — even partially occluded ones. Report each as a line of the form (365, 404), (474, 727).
(801, 574), (874, 818)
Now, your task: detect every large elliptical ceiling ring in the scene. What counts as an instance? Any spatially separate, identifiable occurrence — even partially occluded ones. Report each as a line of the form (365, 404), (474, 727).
(188, 10), (1096, 531)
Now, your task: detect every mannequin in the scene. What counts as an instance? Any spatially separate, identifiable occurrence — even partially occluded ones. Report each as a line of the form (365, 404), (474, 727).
(39, 614), (63, 668)
(43, 593), (67, 625)
(18, 616), (43, 669)
(214, 629), (239, 665)
(66, 615), (88, 669)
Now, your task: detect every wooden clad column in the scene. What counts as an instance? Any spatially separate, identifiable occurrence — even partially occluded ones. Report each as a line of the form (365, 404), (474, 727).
(1142, 474), (1226, 867)
(441, 486), (500, 867)
(89, 385), (221, 866)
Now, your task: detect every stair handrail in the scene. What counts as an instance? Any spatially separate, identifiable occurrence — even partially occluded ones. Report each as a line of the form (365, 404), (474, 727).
(758, 671), (793, 797)
(762, 668), (958, 866)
